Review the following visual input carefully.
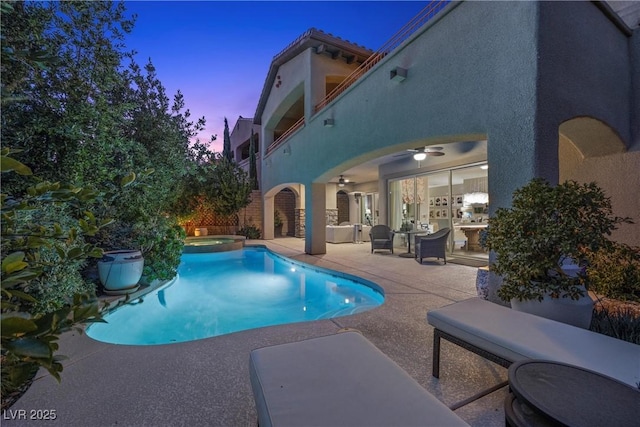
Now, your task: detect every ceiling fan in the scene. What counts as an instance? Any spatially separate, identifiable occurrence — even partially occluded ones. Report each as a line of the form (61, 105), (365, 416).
(336, 175), (357, 187)
(394, 146), (445, 160)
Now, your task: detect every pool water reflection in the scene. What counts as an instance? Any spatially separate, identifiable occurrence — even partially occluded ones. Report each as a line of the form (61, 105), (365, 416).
(87, 247), (384, 345)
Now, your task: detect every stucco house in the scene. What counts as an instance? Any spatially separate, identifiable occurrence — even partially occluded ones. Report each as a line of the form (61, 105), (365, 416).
(230, 0), (639, 261)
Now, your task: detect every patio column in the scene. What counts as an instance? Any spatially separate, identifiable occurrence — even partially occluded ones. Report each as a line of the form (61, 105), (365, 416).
(263, 195), (275, 240)
(304, 182), (327, 255)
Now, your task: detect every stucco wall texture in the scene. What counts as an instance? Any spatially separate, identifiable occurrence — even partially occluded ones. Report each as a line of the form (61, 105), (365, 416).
(258, 1), (639, 251)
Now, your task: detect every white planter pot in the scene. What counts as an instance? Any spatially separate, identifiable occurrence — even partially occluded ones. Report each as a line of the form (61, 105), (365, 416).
(194, 227), (208, 237)
(475, 266), (490, 300)
(511, 288), (594, 329)
(97, 250), (144, 294)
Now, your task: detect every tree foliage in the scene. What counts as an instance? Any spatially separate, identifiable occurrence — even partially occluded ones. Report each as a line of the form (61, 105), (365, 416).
(222, 117), (232, 161)
(204, 155), (253, 220)
(484, 179), (633, 302)
(249, 128), (258, 190)
(1, 149), (110, 404)
(0, 0), (219, 403)
(1, 0), (212, 284)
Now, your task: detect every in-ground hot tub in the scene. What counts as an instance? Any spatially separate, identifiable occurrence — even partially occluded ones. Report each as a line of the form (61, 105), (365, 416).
(183, 235), (245, 253)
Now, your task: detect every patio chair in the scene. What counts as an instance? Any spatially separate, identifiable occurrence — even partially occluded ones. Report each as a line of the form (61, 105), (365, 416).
(414, 228), (450, 264)
(369, 225), (395, 254)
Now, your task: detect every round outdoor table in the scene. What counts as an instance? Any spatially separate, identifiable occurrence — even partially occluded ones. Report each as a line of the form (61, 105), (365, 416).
(394, 230), (428, 258)
(506, 360), (640, 427)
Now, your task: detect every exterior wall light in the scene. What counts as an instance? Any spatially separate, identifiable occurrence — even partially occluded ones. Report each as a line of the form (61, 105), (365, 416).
(390, 67), (408, 82)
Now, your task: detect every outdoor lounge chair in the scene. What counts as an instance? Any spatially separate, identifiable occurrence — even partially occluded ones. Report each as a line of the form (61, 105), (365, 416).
(369, 224), (395, 254)
(415, 227), (450, 264)
(249, 332), (469, 426)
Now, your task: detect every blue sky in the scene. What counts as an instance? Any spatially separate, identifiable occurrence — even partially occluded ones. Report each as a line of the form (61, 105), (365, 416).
(123, 1), (428, 151)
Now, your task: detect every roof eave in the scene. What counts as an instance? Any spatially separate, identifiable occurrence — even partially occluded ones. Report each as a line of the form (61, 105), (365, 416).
(253, 28), (373, 125)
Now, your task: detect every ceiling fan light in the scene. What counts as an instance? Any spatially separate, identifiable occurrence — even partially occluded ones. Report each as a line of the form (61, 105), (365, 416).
(338, 175), (345, 187)
(413, 152), (427, 161)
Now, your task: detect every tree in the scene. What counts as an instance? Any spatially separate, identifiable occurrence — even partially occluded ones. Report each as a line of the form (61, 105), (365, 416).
(1, 1), (136, 188)
(0, 1), (207, 402)
(1, 0), (206, 284)
(222, 117), (232, 161)
(249, 128), (258, 190)
(204, 155), (252, 232)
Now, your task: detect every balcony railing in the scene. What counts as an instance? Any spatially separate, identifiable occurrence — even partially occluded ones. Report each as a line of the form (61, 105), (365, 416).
(265, 1), (449, 155)
(266, 116), (305, 155)
(314, 0), (450, 113)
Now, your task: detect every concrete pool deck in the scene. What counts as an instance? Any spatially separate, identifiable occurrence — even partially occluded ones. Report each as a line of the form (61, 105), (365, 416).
(5, 238), (507, 426)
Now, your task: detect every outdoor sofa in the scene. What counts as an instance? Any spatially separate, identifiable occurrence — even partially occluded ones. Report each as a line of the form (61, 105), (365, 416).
(325, 224), (371, 243)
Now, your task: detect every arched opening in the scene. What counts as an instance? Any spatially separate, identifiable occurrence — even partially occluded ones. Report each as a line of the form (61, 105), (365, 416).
(337, 190), (350, 224)
(559, 116), (626, 182)
(274, 188), (296, 237)
(558, 116), (638, 245)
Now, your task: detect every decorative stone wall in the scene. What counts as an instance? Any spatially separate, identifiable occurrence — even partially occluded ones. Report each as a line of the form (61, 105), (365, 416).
(238, 190), (263, 235)
(326, 209), (338, 225)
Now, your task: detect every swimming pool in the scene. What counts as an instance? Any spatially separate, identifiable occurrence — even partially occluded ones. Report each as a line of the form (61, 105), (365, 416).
(87, 246), (384, 345)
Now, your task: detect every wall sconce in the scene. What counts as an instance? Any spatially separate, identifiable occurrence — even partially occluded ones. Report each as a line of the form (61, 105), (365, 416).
(390, 66), (408, 82)
(283, 145), (291, 156)
(354, 192), (362, 202)
(324, 118), (335, 127)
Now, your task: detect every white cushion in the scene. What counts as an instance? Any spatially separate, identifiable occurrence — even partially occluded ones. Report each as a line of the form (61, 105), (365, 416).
(427, 298), (640, 387)
(250, 332), (469, 427)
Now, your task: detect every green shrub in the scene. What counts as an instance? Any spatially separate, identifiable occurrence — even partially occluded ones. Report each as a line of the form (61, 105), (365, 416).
(484, 179), (631, 302)
(587, 243), (640, 302)
(590, 308), (640, 345)
(238, 224), (261, 239)
(7, 204), (95, 315)
(1, 150), (108, 406)
(90, 215), (185, 285)
(25, 246), (91, 315)
(274, 210), (283, 227)
(133, 217), (185, 282)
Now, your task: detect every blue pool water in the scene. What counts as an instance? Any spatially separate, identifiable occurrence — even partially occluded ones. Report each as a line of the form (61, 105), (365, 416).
(87, 247), (384, 345)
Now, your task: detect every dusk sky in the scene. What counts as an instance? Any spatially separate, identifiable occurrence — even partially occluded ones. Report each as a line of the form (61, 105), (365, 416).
(123, 1), (428, 151)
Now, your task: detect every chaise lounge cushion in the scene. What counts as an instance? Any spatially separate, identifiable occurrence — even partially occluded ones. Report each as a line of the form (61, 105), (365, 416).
(427, 298), (640, 387)
(249, 332), (469, 427)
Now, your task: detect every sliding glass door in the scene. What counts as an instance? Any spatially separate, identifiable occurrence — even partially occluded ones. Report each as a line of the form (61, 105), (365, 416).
(388, 164), (488, 260)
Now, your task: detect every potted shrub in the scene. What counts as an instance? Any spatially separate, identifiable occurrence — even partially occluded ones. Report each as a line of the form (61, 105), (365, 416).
(274, 210), (284, 237)
(484, 178), (632, 328)
(97, 250), (144, 294)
